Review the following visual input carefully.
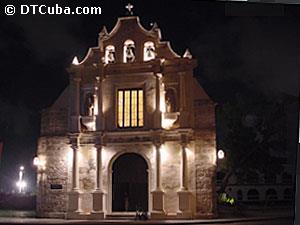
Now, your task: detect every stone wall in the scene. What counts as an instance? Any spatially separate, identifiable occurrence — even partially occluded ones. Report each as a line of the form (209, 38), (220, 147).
(78, 145), (97, 213)
(194, 130), (217, 218)
(193, 97), (217, 218)
(40, 108), (68, 136)
(194, 99), (215, 129)
(161, 142), (181, 214)
(36, 136), (70, 218)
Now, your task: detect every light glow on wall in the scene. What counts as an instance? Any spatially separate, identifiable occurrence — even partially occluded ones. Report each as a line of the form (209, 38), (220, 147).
(33, 155), (46, 171)
(93, 93), (98, 116)
(161, 115), (176, 130)
(211, 148), (217, 165)
(160, 145), (170, 163)
(185, 147), (193, 159)
(67, 148), (73, 165)
(102, 147), (109, 165)
(160, 83), (166, 113)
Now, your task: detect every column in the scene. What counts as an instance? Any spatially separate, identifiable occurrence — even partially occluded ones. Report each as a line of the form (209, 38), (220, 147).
(96, 76), (104, 131)
(70, 77), (81, 132)
(151, 143), (165, 218)
(92, 144), (105, 218)
(67, 142), (80, 216)
(154, 73), (162, 128)
(177, 141), (192, 218)
(180, 143), (187, 190)
(179, 72), (188, 127)
(72, 144), (79, 190)
(179, 72), (186, 111)
(155, 144), (161, 190)
(95, 145), (102, 190)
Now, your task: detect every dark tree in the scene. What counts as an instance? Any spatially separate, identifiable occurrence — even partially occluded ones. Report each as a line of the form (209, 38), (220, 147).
(217, 93), (287, 194)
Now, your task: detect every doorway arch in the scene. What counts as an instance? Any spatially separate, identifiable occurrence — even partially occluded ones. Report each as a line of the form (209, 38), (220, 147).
(112, 153), (148, 212)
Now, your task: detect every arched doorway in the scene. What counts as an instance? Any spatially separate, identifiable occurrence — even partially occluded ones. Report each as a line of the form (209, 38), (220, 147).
(112, 153), (148, 212)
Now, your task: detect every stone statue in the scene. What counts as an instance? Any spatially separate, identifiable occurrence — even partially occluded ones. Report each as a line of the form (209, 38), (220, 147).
(166, 96), (172, 113)
(86, 95), (94, 116)
(88, 102), (94, 116)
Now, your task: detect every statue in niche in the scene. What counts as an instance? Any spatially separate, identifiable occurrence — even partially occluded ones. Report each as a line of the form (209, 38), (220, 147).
(165, 89), (176, 113)
(125, 44), (135, 62)
(85, 94), (94, 116)
(165, 96), (172, 113)
(107, 49), (115, 63)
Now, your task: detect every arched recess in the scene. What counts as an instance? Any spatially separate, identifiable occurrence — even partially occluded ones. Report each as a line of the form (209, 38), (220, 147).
(105, 45), (116, 64)
(123, 40), (135, 63)
(237, 189), (243, 201)
(143, 41), (155, 61)
(266, 188), (278, 200)
(247, 189), (259, 201)
(108, 152), (150, 212)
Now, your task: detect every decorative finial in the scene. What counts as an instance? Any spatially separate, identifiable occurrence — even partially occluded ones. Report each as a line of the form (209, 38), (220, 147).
(150, 22), (161, 39)
(72, 56), (80, 65)
(125, 3), (134, 15)
(183, 49), (192, 59)
(99, 26), (108, 39)
(151, 22), (159, 30)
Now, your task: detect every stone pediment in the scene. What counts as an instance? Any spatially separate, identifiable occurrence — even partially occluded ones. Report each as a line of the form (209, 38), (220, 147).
(103, 16), (158, 43)
(99, 16), (180, 62)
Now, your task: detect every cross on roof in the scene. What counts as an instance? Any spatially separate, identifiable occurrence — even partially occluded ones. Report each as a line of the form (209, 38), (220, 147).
(125, 3), (134, 15)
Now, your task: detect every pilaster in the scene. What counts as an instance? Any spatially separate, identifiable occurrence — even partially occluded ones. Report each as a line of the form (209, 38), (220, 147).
(68, 64), (82, 133)
(67, 135), (81, 217)
(154, 73), (162, 129)
(151, 133), (165, 218)
(91, 139), (105, 218)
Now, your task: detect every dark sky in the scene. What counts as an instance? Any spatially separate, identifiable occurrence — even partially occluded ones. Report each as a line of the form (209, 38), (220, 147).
(0, 0), (299, 192)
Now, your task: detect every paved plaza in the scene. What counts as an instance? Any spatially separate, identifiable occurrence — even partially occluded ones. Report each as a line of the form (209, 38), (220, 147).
(0, 216), (294, 225)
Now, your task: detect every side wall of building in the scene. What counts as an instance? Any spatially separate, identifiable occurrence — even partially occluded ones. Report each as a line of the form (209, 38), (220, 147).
(194, 99), (217, 218)
(36, 136), (70, 218)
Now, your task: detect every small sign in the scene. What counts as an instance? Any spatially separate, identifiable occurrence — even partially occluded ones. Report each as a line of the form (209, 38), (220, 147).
(50, 184), (63, 189)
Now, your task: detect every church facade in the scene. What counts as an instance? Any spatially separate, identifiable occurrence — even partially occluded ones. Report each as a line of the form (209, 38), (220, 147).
(35, 12), (217, 220)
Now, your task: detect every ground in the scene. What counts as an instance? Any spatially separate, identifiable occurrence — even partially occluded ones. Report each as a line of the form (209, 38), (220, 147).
(0, 216), (294, 225)
(0, 208), (294, 225)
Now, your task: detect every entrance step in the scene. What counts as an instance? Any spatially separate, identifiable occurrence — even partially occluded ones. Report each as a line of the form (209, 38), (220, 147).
(106, 212), (136, 220)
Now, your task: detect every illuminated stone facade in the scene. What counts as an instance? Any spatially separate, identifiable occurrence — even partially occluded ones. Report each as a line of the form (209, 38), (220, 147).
(36, 14), (217, 220)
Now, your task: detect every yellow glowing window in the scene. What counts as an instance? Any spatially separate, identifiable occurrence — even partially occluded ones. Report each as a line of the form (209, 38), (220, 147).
(117, 89), (144, 128)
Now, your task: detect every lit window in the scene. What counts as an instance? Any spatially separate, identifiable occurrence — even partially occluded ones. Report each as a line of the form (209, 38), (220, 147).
(144, 41), (155, 61)
(105, 45), (115, 64)
(117, 89), (143, 128)
(123, 40), (135, 63)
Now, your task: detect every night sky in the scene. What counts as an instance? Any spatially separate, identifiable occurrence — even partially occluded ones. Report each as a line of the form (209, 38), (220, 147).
(0, 0), (299, 192)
